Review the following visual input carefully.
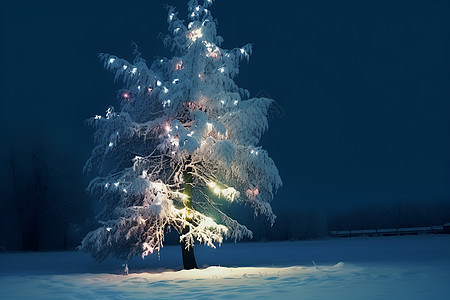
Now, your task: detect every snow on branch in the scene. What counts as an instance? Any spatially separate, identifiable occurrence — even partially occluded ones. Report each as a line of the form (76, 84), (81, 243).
(81, 0), (281, 265)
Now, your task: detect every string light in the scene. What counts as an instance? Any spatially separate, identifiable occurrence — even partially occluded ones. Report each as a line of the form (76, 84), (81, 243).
(175, 61), (183, 70)
(187, 28), (203, 42)
(108, 58), (115, 64)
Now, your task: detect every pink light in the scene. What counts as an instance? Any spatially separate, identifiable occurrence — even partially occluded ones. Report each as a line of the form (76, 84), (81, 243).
(175, 61), (183, 70)
(246, 188), (259, 199)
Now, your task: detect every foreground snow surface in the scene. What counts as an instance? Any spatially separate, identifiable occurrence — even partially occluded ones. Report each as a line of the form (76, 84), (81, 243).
(1, 235), (449, 299)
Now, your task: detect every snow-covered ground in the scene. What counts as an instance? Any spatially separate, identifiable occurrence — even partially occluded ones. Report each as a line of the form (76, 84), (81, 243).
(1, 235), (449, 299)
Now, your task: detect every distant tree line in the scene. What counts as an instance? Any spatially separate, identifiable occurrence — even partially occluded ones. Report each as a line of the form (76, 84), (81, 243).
(1, 140), (91, 251)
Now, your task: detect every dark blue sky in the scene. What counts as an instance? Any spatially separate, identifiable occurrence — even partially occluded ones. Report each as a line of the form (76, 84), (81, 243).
(1, 0), (449, 216)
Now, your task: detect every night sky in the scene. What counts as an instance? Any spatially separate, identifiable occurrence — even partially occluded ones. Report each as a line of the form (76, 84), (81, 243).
(1, 0), (449, 224)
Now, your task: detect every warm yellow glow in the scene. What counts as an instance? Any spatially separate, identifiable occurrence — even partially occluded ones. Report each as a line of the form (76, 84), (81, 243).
(207, 181), (216, 188)
(213, 187), (221, 195)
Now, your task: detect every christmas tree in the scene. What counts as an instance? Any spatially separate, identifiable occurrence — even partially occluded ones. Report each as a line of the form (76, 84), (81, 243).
(80, 0), (281, 271)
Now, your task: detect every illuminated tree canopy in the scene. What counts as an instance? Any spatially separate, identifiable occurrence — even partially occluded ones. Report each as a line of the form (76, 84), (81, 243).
(80, 0), (281, 269)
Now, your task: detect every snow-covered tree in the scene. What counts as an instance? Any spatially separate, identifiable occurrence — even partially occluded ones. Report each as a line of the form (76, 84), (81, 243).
(80, 0), (281, 270)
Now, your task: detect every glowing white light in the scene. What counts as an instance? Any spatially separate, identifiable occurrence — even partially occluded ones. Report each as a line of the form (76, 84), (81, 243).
(131, 67), (137, 74)
(219, 67), (225, 73)
(222, 187), (239, 202)
(114, 182), (120, 187)
(123, 65), (128, 70)
(167, 99), (171, 104)
(187, 131), (194, 137)
(169, 13), (175, 21)
(105, 183), (109, 188)
(240, 48), (245, 54)
(170, 137), (179, 147)
(174, 28), (180, 33)
(187, 28), (203, 42)
(137, 85), (141, 90)
(95, 115), (102, 120)
(172, 78), (179, 84)
(148, 87), (153, 93)
(163, 87), (169, 93)
(233, 100), (238, 105)
(206, 122), (213, 133)
(191, 12), (195, 17)
(157, 80), (162, 86)
(106, 227), (112, 232)
(123, 188), (127, 193)
(221, 100), (225, 104)
(251, 150), (254, 154)
(196, 6), (200, 11)
(108, 58), (115, 64)
(207, 182), (216, 188)
(160, 59), (164, 63)
(109, 142), (113, 147)
(213, 187), (221, 195)
(255, 151), (259, 155)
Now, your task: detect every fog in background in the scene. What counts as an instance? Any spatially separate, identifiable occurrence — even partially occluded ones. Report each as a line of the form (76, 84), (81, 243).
(1, 0), (449, 250)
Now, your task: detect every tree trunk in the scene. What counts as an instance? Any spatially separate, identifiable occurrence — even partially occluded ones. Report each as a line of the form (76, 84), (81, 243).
(181, 226), (198, 270)
(181, 158), (198, 270)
